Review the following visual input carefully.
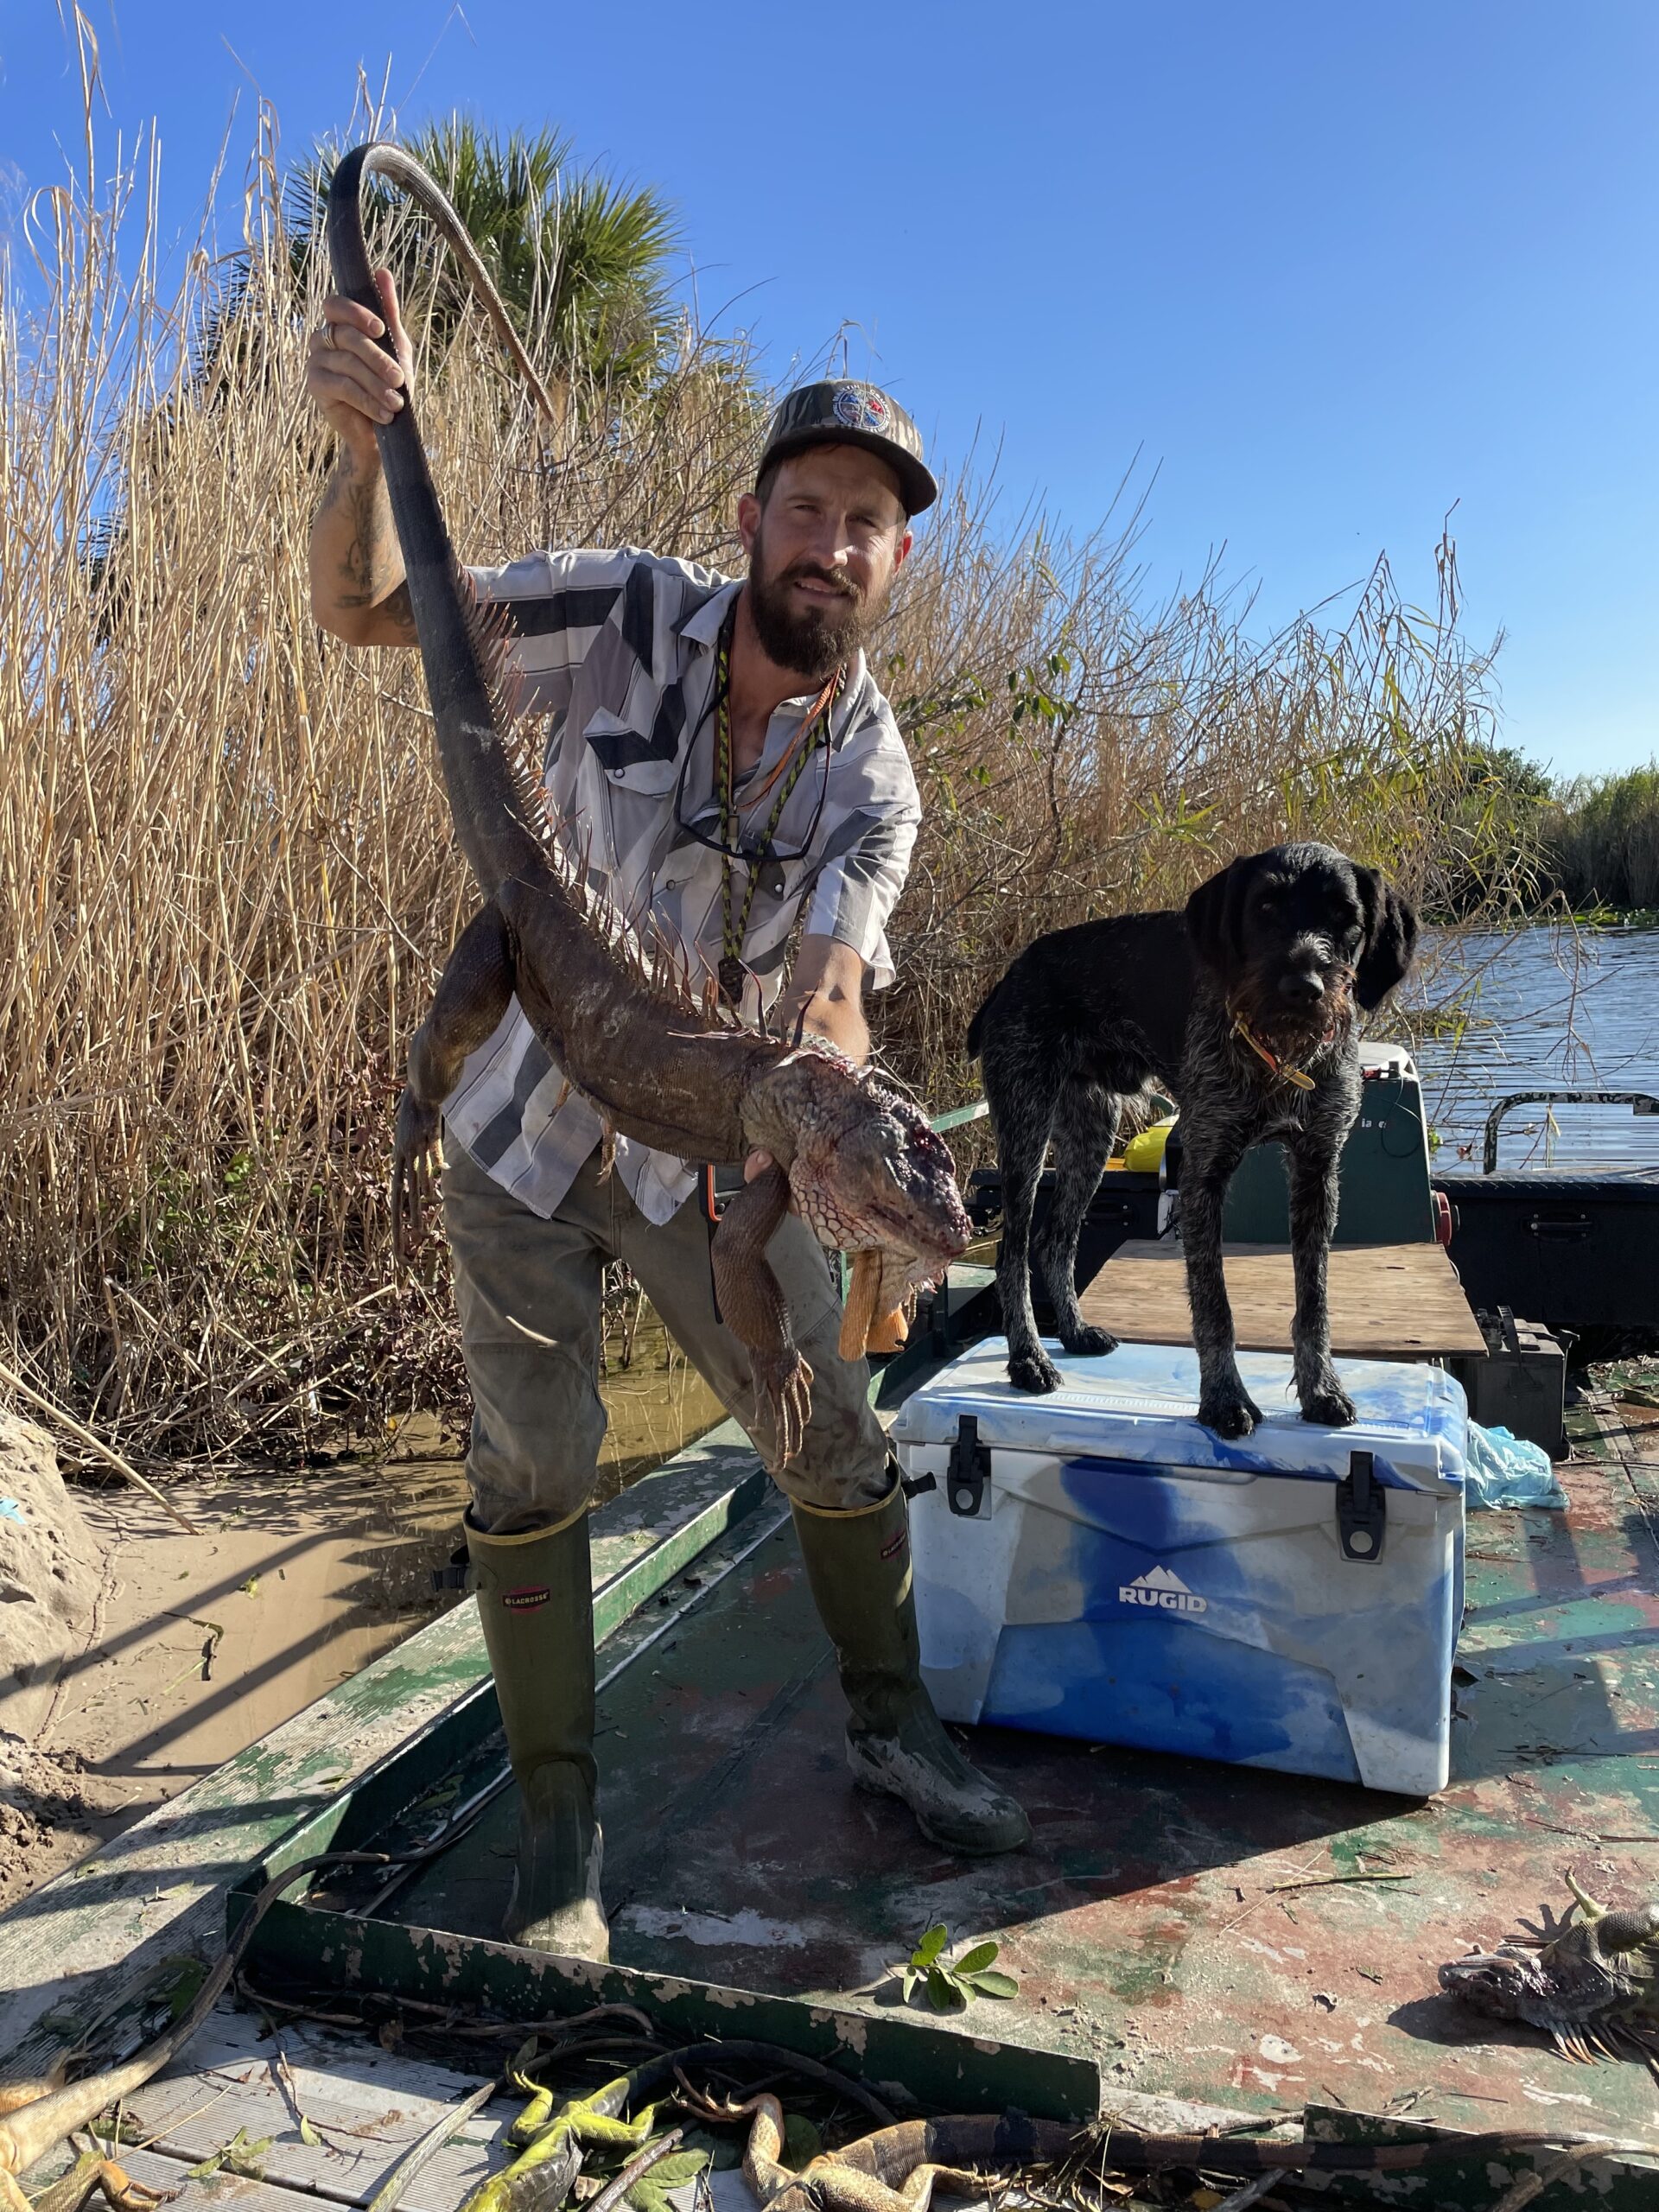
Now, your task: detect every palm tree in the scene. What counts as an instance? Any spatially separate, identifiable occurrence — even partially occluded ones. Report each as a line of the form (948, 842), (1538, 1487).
(87, 120), (683, 619)
(282, 118), (683, 398)
(397, 118), (679, 392)
(186, 117), (680, 416)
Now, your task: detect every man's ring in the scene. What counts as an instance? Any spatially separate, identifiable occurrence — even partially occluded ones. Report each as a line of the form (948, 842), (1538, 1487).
(320, 321), (336, 350)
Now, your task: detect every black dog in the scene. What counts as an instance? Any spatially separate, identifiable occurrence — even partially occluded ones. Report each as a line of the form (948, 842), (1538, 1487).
(968, 842), (1418, 1437)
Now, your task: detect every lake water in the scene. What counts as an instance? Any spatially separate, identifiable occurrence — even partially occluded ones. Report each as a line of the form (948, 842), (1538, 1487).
(1408, 925), (1659, 1173)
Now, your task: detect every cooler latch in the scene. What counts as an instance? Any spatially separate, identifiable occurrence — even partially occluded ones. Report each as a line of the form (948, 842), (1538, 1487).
(1337, 1450), (1386, 1562)
(946, 1415), (991, 1517)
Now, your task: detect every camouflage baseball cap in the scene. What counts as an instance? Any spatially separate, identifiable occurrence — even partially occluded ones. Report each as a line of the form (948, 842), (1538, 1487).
(757, 379), (938, 517)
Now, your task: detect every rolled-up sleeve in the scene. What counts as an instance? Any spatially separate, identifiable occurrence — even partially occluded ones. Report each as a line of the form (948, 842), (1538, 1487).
(800, 723), (921, 993)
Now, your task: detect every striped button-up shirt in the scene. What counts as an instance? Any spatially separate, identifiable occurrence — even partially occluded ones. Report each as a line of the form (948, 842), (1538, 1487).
(441, 546), (922, 1225)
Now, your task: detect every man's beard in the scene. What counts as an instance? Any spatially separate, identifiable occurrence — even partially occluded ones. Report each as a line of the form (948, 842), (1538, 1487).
(747, 531), (879, 683)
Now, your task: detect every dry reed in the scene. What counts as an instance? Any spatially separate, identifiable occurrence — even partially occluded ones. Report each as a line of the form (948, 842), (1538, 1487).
(0, 94), (1515, 1465)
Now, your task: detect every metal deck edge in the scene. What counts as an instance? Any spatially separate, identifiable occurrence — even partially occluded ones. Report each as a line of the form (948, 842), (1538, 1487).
(0, 1416), (772, 2071)
(1295, 2102), (1658, 2210)
(231, 1884), (1102, 2124)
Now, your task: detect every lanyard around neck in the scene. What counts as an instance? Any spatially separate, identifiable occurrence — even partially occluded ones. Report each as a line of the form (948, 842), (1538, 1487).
(714, 612), (843, 1007)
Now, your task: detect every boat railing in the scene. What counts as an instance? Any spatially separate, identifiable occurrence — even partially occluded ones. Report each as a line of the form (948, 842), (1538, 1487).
(928, 1099), (990, 1134)
(1481, 1088), (1659, 1173)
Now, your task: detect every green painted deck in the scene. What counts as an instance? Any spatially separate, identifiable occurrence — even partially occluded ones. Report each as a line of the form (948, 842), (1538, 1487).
(8, 1356), (1659, 2207)
(296, 1385), (1659, 2147)
(0, 1424), (766, 2088)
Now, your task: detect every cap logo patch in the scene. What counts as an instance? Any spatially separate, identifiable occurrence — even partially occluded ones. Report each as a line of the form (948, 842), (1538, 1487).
(833, 384), (889, 434)
(502, 1585), (550, 1612)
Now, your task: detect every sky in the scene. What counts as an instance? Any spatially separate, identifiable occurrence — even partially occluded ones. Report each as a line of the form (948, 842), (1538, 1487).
(2, 1), (1655, 779)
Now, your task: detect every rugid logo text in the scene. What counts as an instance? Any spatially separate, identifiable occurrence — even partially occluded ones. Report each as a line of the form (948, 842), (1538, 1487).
(1119, 1566), (1208, 1615)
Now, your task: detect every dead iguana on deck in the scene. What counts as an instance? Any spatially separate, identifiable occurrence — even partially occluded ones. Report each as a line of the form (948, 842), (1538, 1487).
(1439, 1869), (1659, 2072)
(326, 145), (969, 1466)
(675, 2081), (1645, 2212)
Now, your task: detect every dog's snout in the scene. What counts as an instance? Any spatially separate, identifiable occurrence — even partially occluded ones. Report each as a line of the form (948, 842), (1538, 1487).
(1278, 969), (1325, 1006)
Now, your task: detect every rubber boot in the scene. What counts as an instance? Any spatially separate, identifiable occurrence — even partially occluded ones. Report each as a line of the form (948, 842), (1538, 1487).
(467, 1510), (610, 1960)
(791, 1478), (1032, 1856)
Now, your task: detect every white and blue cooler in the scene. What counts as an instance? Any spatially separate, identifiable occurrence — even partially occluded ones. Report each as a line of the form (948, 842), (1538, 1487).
(891, 1340), (1467, 1796)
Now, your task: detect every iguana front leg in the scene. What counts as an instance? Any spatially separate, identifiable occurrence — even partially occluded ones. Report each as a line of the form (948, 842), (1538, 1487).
(4, 2150), (175, 2212)
(711, 1165), (813, 1471)
(394, 905), (516, 1256)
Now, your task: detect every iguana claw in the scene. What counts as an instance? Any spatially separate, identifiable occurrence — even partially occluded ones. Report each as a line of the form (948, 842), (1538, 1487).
(753, 1349), (814, 1472)
(391, 1090), (442, 1262)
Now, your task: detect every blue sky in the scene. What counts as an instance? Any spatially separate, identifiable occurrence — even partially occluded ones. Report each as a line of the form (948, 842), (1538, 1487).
(3, 1), (1654, 777)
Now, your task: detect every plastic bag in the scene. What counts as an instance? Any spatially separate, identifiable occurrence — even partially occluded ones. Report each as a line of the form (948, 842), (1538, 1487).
(1465, 1420), (1567, 1511)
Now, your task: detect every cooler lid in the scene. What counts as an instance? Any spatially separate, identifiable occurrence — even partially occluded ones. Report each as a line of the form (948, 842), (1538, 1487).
(890, 1338), (1465, 1491)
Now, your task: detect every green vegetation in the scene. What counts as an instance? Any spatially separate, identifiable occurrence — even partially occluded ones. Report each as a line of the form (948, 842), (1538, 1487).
(1413, 746), (1659, 920)
(1542, 764), (1659, 913)
(890, 1923), (1019, 2010)
(279, 118), (683, 394)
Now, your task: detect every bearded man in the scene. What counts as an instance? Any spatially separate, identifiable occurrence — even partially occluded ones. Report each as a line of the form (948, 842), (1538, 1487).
(304, 275), (1030, 1961)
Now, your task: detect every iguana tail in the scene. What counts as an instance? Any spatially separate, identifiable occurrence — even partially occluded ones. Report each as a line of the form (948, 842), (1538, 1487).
(324, 142), (556, 906)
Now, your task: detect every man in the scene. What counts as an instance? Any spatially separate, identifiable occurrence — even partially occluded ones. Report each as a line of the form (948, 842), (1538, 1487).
(304, 274), (1029, 1961)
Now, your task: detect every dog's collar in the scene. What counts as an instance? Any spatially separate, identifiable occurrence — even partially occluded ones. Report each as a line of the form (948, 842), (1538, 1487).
(1230, 1013), (1319, 1090)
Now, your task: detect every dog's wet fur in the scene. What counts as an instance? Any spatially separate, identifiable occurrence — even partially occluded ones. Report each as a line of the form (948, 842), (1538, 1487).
(968, 842), (1419, 1436)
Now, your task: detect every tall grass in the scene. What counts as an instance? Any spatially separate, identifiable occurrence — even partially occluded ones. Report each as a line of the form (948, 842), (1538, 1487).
(0, 99), (1516, 1462)
(874, 509), (1525, 1111)
(1542, 765), (1659, 912)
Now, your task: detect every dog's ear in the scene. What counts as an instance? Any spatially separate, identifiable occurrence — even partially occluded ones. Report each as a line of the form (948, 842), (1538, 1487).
(1184, 855), (1253, 981)
(1353, 867), (1420, 1010)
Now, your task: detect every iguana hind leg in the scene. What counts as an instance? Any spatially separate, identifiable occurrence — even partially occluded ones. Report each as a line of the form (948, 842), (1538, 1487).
(395, 904), (516, 1256)
(711, 1166), (813, 1472)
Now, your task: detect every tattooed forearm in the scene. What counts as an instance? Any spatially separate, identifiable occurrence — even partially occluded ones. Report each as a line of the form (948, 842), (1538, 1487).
(309, 442), (415, 644)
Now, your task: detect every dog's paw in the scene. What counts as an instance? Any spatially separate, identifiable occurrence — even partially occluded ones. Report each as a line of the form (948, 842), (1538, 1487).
(1008, 1345), (1062, 1394)
(1062, 1325), (1118, 1358)
(1302, 1383), (1357, 1428)
(1199, 1388), (1262, 1439)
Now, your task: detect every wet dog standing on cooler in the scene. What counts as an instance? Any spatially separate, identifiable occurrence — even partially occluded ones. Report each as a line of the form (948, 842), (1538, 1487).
(969, 842), (1418, 1435)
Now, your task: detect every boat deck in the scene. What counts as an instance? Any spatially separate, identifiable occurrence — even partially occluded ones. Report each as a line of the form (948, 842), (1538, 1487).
(311, 1382), (1659, 2135)
(6, 1370), (1659, 2209)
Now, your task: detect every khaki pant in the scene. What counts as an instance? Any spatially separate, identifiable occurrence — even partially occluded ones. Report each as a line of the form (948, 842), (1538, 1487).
(443, 1142), (892, 1533)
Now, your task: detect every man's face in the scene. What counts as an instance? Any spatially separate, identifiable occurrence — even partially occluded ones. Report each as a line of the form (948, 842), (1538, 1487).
(738, 445), (912, 681)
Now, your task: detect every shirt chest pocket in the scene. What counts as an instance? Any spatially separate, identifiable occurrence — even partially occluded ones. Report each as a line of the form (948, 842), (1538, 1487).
(582, 709), (680, 796)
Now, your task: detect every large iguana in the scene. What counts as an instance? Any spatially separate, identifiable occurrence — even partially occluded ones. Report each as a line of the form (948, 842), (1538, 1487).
(325, 145), (969, 1467)
(672, 2081), (1648, 2212)
(1439, 1870), (1659, 2071)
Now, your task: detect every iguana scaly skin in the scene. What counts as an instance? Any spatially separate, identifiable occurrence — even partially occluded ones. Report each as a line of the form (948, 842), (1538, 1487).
(1440, 1869), (1659, 2072)
(325, 145), (969, 1466)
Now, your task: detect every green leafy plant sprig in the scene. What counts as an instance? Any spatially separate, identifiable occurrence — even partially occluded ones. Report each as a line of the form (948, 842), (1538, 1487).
(893, 1923), (1018, 2012)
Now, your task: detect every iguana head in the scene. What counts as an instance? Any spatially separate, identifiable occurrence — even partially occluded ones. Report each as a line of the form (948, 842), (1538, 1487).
(1439, 1873), (1659, 2058)
(745, 1044), (972, 1351)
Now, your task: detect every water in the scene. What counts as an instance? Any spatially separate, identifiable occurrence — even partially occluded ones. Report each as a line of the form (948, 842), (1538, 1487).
(1409, 925), (1659, 1173)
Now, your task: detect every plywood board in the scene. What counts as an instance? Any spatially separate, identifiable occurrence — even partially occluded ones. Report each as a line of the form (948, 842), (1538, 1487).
(1077, 1239), (1488, 1359)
